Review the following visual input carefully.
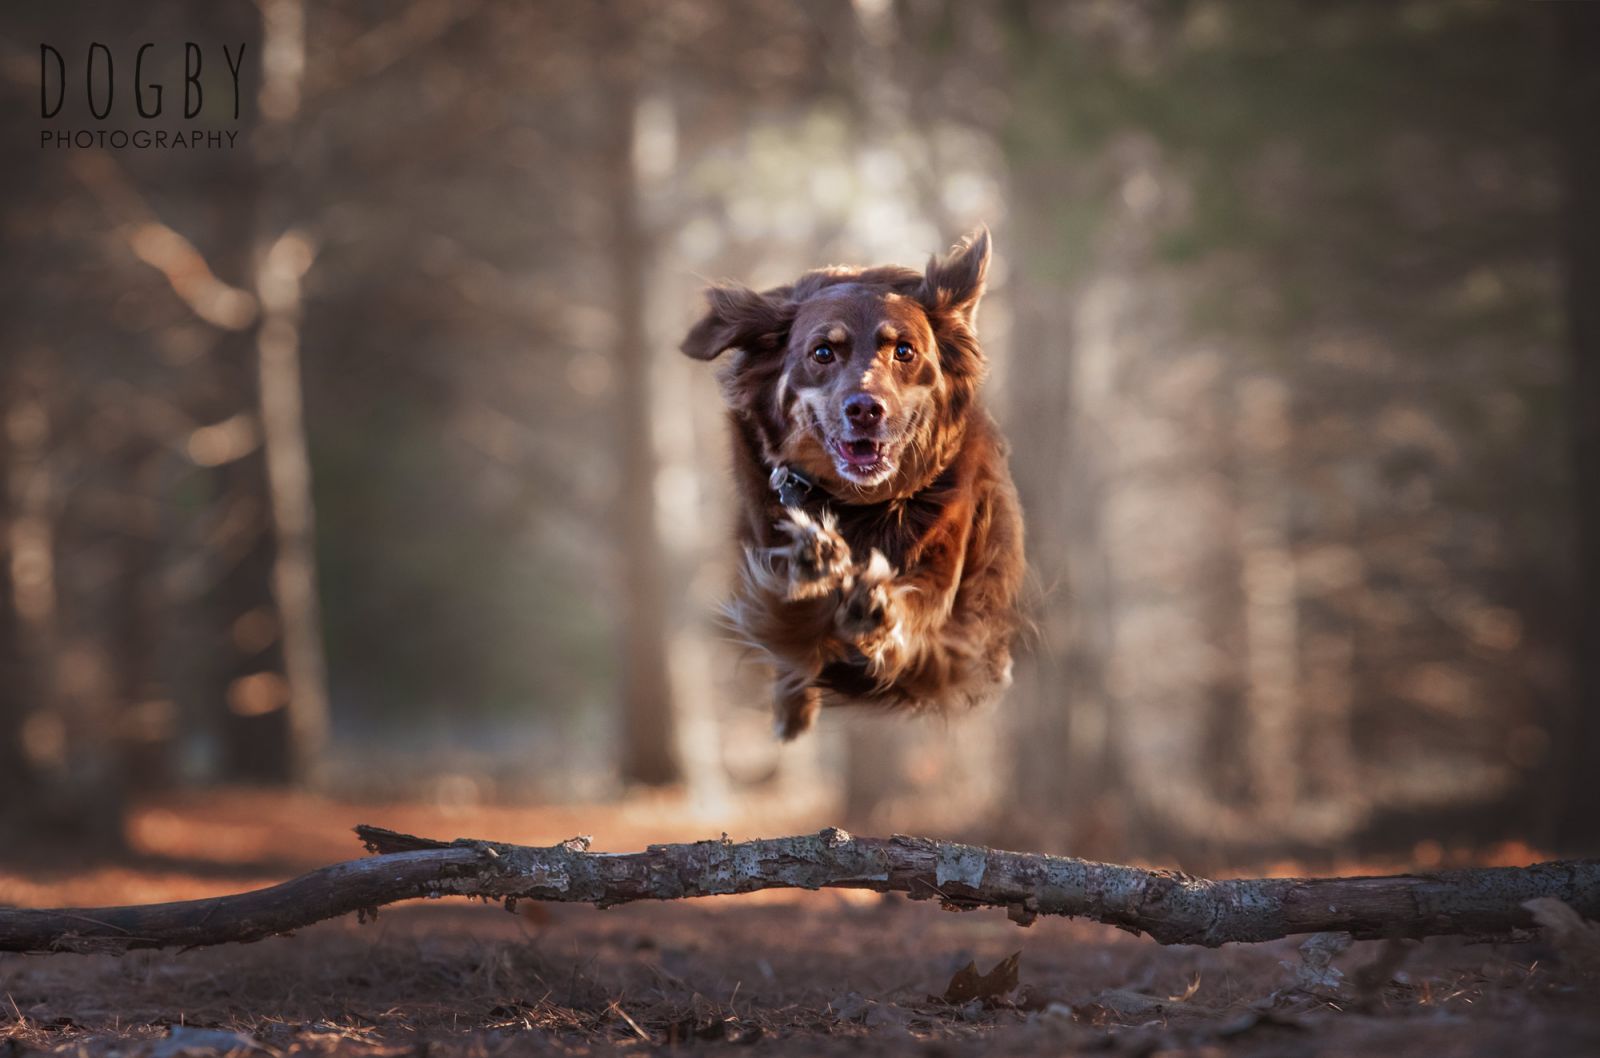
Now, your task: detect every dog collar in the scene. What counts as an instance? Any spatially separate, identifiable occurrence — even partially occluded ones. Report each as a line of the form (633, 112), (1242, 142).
(768, 464), (817, 509)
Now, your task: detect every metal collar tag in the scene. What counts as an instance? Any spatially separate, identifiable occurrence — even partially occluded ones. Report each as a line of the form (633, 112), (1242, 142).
(768, 464), (816, 509)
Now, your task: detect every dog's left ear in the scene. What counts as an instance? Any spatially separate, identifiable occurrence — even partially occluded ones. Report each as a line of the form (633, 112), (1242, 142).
(680, 283), (794, 361)
(920, 226), (991, 324)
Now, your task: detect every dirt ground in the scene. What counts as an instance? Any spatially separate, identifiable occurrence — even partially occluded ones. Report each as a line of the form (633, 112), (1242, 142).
(2, 791), (1597, 1057)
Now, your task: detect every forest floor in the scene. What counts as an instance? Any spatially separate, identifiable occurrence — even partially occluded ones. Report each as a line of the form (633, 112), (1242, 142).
(2, 790), (1597, 1057)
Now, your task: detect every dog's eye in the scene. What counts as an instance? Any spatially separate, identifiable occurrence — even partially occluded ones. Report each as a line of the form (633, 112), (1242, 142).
(893, 341), (915, 362)
(812, 345), (835, 364)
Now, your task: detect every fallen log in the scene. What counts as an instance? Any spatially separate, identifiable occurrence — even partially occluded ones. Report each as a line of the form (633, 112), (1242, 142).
(0, 826), (1594, 955)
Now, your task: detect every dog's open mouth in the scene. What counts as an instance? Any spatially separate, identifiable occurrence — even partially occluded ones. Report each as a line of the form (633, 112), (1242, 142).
(832, 438), (895, 481)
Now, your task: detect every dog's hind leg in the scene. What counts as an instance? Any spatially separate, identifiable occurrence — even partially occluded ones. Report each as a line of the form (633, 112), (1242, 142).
(724, 550), (842, 740)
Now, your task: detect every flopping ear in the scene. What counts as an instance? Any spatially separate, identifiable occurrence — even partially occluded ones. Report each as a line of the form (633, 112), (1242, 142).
(919, 226), (990, 324)
(679, 283), (794, 361)
(918, 228), (991, 395)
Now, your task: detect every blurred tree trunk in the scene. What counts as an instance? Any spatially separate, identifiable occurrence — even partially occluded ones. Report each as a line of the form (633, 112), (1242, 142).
(1232, 375), (1302, 822)
(5, 367), (63, 784)
(3, 360), (125, 846)
(254, 0), (329, 784)
(1001, 169), (1094, 834)
(1004, 122), (1263, 858)
(600, 11), (683, 787)
(212, 430), (293, 780)
(0, 113), (27, 810)
(999, 18), (1122, 852)
(0, 376), (31, 809)
(255, 226), (328, 784)
(208, 75), (293, 783)
(643, 85), (731, 812)
(1556, 1), (1600, 851)
(0, 54), (124, 842)
(112, 445), (167, 789)
(210, 0), (329, 784)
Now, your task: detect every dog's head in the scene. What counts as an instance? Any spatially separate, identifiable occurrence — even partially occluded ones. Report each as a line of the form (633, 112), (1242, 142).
(681, 229), (991, 503)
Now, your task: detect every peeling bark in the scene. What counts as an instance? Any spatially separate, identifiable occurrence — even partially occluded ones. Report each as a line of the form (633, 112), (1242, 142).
(0, 827), (1595, 955)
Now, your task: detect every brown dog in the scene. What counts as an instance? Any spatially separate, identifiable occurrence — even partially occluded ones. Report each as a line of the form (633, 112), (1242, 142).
(681, 229), (1025, 739)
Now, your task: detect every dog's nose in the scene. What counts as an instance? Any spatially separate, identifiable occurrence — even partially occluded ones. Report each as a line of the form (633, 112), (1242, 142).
(844, 393), (885, 427)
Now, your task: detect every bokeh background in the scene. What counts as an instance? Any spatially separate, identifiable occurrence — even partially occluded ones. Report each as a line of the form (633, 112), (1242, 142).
(1, 0), (1595, 871)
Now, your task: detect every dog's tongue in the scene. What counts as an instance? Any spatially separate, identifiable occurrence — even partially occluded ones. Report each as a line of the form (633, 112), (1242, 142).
(838, 439), (882, 467)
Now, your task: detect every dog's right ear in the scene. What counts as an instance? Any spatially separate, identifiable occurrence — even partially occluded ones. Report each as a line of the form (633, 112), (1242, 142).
(920, 226), (991, 326)
(680, 283), (794, 361)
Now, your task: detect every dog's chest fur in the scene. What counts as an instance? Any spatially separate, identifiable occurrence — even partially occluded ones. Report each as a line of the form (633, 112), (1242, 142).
(786, 465), (957, 569)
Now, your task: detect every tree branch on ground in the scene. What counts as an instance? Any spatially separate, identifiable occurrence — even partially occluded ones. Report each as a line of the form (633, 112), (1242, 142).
(0, 826), (1594, 955)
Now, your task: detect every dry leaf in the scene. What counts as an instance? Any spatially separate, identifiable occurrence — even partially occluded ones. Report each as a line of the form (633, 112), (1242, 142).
(1167, 974), (1202, 1002)
(1080, 979), (1213, 1026)
(941, 951), (1022, 1005)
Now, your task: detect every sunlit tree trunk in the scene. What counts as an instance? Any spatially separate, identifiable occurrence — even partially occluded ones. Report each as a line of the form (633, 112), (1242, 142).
(229, 0), (330, 784)
(191, 2), (294, 785)
(256, 229), (329, 782)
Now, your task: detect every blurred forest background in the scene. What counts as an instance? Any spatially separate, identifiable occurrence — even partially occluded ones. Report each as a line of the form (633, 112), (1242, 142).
(0, 0), (1596, 868)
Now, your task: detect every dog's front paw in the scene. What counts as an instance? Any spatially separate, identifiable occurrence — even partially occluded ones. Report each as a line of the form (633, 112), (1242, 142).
(836, 549), (905, 669)
(775, 508), (852, 601)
